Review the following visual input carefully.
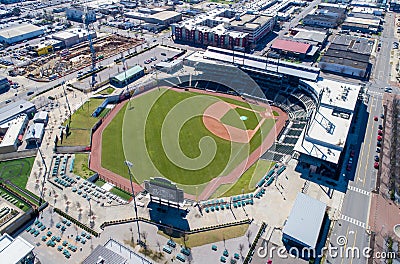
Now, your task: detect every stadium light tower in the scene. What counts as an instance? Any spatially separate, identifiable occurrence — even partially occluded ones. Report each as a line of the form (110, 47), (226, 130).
(124, 160), (142, 244)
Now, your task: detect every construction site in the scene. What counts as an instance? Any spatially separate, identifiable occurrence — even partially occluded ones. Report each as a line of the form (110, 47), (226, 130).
(23, 35), (143, 82)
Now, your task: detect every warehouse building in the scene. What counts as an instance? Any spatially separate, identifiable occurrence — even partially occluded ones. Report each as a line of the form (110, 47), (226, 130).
(0, 24), (44, 45)
(303, 4), (346, 28)
(283, 193), (327, 259)
(125, 11), (182, 27)
(109, 65), (145, 88)
(24, 122), (45, 145)
(0, 114), (28, 154)
(0, 100), (36, 125)
(341, 16), (381, 34)
(291, 28), (328, 46)
(33, 111), (49, 125)
(318, 35), (372, 79)
(52, 28), (97, 48)
(270, 38), (318, 60)
(66, 5), (96, 23)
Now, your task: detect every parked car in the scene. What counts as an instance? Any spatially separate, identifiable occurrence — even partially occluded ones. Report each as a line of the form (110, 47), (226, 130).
(346, 164), (352, 171)
(374, 162), (379, 169)
(374, 116), (378, 121)
(378, 124), (383, 130)
(350, 150), (355, 157)
(378, 129), (383, 135)
(377, 135), (382, 141)
(374, 156), (379, 162)
(377, 141), (381, 147)
(376, 148), (380, 153)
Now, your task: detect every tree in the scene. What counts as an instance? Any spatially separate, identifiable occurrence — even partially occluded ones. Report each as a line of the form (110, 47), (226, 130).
(238, 243), (244, 259)
(246, 230), (252, 246)
(156, 240), (161, 253)
(141, 231), (148, 245)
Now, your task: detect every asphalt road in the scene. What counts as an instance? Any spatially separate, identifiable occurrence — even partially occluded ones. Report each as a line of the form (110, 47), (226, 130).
(326, 11), (396, 264)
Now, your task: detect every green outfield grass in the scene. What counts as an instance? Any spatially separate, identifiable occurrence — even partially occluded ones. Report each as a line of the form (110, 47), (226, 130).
(101, 88), (276, 195)
(210, 159), (275, 198)
(221, 107), (262, 130)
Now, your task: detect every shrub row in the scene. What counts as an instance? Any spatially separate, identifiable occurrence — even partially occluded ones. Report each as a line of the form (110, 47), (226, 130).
(244, 222), (267, 264)
(0, 184), (35, 209)
(53, 208), (99, 237)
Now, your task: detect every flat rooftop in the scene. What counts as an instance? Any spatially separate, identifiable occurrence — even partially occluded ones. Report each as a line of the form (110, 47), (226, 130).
(294, 79), (361, 164)
(0, 115), (27, 147)
(0, 24), (43, 39)
(0, 234), (34, 264)
(201, 47), (320, 81)
(283, 193), (326, 249)
(0, 100), (35, 125)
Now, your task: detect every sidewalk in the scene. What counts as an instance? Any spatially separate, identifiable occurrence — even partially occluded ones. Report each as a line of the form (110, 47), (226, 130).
(368, 93), (400, 263)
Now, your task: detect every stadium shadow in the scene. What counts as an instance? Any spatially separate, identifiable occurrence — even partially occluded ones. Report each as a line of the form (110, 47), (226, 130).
(147, 202), (190, 234)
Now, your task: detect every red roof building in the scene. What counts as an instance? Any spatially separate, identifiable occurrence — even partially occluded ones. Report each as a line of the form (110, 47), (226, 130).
(271, 39), (311, 54)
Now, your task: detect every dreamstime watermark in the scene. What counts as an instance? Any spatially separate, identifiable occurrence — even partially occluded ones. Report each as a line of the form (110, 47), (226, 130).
(257, 236), (398, 260)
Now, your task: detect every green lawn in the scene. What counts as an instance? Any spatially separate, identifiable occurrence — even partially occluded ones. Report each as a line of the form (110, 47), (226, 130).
(100, 87), (115, 95)
(211, 159), (275, 198)
(272, 111), (280, 116)
(73, 154), (95, 179)
(159, 224), (249, 248)
(110, 187), (132, 201)
(102, 88), (275, 195)
(94, 178), (106, 187)
(0, 157), (35, 189)
(61, 98), (104, 146)
(220, 107), (262, 130)
(0, 186), (30, 212)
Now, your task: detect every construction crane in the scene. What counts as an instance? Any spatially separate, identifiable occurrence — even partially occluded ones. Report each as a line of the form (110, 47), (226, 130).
(82, 4), (96, 90)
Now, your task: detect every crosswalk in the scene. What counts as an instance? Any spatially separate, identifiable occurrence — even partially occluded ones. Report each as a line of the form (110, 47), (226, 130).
(347, 185), (370, 196)
(341, 214), (366, 229)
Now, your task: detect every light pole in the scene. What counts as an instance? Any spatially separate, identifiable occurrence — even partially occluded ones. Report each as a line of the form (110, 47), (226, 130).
(124, 160), (142, 244)
(34, 136), (47, 207)
(87, 196), (93, 222)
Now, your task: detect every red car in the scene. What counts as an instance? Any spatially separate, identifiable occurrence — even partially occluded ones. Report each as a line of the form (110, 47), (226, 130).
(374, 162), (379, 169)
(350, 150), (355, 157)
(374, 116), (378, 121)
(378, 130), (383, 136)
(346, 164), (352, 171)
(377, 135), (382, 141)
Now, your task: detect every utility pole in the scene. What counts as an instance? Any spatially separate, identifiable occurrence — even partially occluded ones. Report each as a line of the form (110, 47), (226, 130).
(124, 160), (142, 244)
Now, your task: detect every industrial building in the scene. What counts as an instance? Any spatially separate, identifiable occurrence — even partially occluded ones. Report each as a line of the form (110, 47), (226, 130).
(171, 8), (275, 50)
(291, 28), (328, 46)
(0, 100), (36, 125)
(283, 193), (327, 257)
(303, 4), (346, 28)
(24, 122), (45, 145)
(0, 77), (10, 94)
(0, 115), (28, 154)
(0, 24), (44, 45)
(341, 16), (381, 33)
(0, 233), (35, 264)
(33, 111), (49, 125)
(294, 79), (361, 177)
(125, 11), (182, 29)
(66, 5), (96, 23)
(109, 65), (145, 88)
(318, 35), (373, 79)
(52, 28), (97, 48)
(270, 38), (318, 60)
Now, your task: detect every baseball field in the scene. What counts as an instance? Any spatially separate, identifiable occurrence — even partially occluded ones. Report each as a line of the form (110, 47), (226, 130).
(100, 87), (282, 197)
